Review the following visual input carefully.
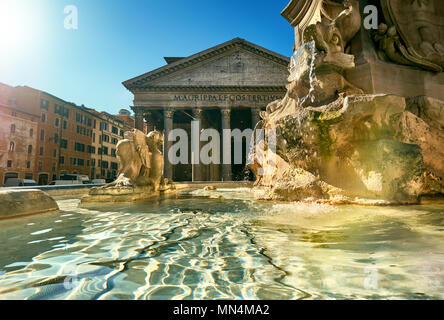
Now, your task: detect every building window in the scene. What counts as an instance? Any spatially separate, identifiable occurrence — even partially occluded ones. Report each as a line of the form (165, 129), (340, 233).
(10, 124), (15, 133)
(41, 113), (46, 123)
(60, 139), (68, 149)
(112, 126), (118, 134)
(7, 160), (12, 167)
(91, 159), (96, 167)
(40, 129), (45, 141)
(40, 99), (49, 110)
(55, 118), (60, 127)
(53, 149), (57, 158)
(87, 118), (92, 127)
(30, 128), (33, 137)
(78, 158), (84, 166)
(63, 120), (67, 130)
(26, 162), (31, 169)
(111, 137), (118, 145)
(28, 145), (33, 154)
(39, 147), (44, 156)
(74, 142), (85, 152)
(111, 148), (116, 157)
(9, 141), (15, 152)
(120, 130), (124, 137)
(100, 122), (108, 131)
(55, 104), (63, 115)
(87, 145), (96, 154)
(111, 162), (118, 170)
(76, 113), (86, 124)
(101, 134), (110, 143)
(54, 133), (59, 144)
(38, 161), (42, 171)
(63, 107), (69, 118)
(99, 147), (109, 155)
(76, 125), (86, 135)
(59, 156), (65, 164)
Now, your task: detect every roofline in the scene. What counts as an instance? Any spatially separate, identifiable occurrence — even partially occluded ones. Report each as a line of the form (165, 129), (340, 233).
(130, 85), (288, 93)
(16, 85), (117, 122)
(122, 37), (290, 90)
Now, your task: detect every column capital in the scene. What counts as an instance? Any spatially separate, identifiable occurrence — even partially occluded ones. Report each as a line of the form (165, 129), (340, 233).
(143, 111), (153, 121)
(193, 108), (204, 119)
(164, 108), (175, 119)
(220, 108), (231, 119)
(133, 107), (144, 114)
(134, 108), (145, 132)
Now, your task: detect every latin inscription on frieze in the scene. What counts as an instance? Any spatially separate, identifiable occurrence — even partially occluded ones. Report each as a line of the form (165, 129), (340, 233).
(173, 94), (284, 103)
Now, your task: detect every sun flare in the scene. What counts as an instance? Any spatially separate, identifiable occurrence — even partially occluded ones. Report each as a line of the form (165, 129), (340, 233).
(0, 0), (40, 63)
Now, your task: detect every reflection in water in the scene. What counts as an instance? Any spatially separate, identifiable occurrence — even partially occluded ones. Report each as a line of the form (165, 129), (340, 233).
(0, 188), (443, 300)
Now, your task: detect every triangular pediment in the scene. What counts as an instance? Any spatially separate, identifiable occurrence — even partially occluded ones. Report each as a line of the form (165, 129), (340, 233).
(123, 38), (290, 90)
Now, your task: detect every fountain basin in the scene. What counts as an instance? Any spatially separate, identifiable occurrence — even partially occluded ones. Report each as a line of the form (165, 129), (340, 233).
(0, 187), (443, 300)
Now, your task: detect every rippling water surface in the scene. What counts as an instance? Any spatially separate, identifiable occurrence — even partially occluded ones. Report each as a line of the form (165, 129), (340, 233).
(0, 188), (443, 300)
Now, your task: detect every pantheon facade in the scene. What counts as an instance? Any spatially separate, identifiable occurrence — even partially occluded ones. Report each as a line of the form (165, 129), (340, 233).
(123, 38), (289, 182)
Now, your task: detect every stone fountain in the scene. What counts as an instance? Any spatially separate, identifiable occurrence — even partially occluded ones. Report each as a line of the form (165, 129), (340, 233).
(249, 0), (444, 204)
(81, 129), (174, 203)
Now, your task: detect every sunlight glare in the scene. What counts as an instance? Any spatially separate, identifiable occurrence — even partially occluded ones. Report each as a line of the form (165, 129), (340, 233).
(0, 0), (41, 63)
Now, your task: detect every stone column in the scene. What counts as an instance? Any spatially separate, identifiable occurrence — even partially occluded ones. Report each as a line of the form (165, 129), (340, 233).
(192, 108), (204, 182)
(163, 108), (175, 181)
(251, 107), (262, 130)
(144, 111), (155, 133)
(134, 108), (144, 132)
(221, 108), (232, 181)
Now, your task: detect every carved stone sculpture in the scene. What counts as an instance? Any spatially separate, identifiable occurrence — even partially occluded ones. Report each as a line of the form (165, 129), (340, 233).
(82, 129), (173, 203)
(285, 0), (363, 107)
(249, 0), (444, 204)
(106, 129), (152, 188)
(146, 130), (165, 191)
(377, 0), (444, 72)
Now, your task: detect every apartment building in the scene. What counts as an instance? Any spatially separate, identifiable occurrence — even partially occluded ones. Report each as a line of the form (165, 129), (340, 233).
(0, 83), (136, 185)
(0, 83), (39, 184)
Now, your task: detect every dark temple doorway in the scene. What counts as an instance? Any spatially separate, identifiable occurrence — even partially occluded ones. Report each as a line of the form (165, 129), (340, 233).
(230, 108), (252, 181)
(172, 109), (193, 182)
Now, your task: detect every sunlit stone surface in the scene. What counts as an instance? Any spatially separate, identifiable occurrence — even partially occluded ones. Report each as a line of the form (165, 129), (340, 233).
(0, 189), (58, 219)
(250, 0), (444, 204)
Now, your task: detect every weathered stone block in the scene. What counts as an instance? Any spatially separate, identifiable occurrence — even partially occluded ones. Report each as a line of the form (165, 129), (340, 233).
(0, 189), (59, 219)
(256, 93), (444, 204)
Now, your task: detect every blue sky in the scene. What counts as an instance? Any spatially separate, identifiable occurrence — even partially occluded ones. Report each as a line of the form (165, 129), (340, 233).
(0, 0), (293, 114)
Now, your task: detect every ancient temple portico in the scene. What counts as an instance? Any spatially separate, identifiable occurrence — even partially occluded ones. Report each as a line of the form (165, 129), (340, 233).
(123, 38), (290, 182)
